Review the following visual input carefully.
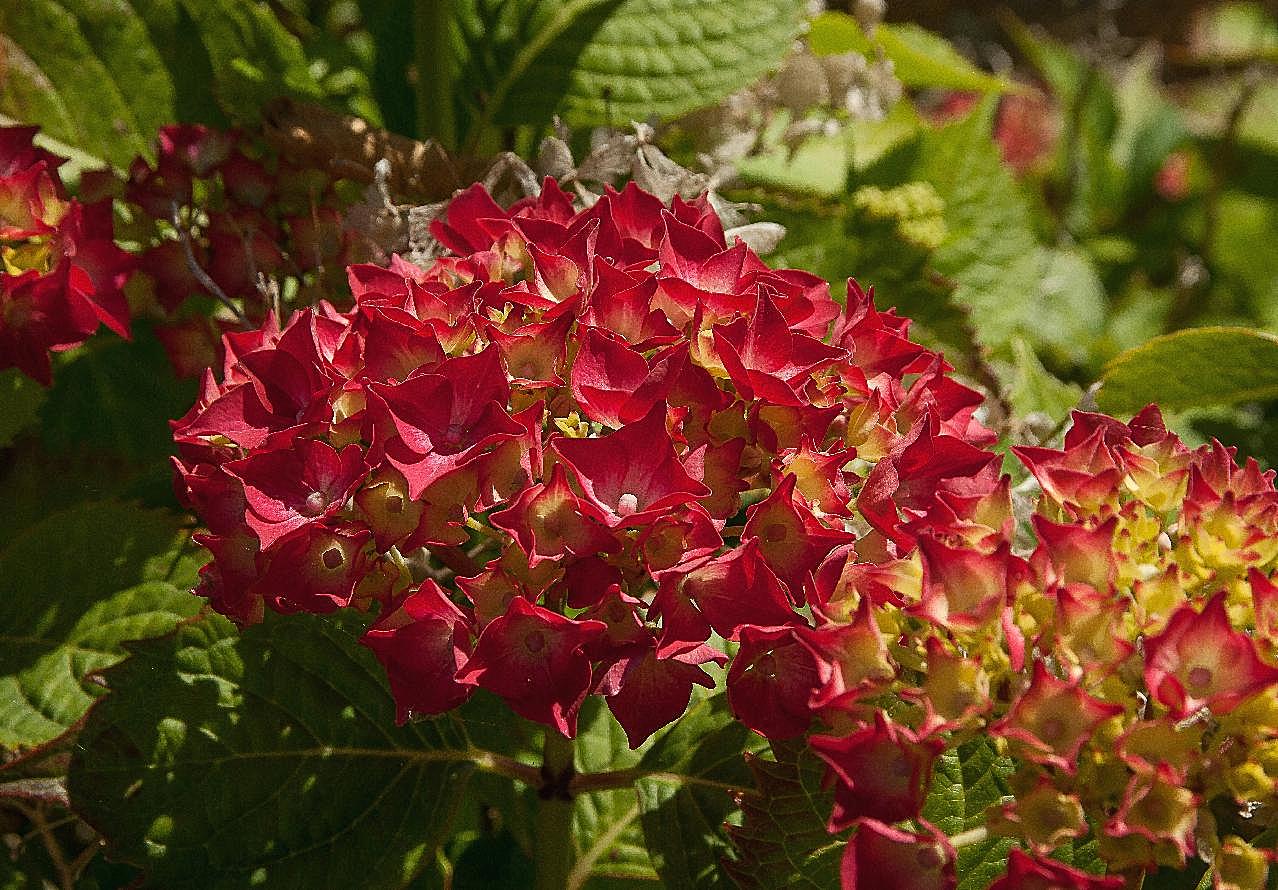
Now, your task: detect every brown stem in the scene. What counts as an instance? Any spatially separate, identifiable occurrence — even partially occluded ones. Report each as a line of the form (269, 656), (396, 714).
(569, 767), (642, 795)
(68, 839), (105, 883)
(469, 750), (543, 787)
(170, 203), (251, 328)
(13, 802), (75, 890)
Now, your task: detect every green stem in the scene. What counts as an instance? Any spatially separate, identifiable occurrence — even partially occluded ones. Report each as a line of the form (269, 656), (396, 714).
(414, 0), (457, 149)
(534, 730), (576, 890)
(568, 766), (745, 796)
(459, 0), (598, 157)
(948, 825), (989, 849)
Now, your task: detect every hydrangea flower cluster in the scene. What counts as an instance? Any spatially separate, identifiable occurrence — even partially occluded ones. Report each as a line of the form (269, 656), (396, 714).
(118, 125), (368, 375)
(0, 126), (131, 384)
(807, 408), (1278, 888)
(171, 179), (1278, 888)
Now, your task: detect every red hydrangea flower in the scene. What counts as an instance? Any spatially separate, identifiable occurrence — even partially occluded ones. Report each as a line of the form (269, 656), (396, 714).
(988, 849), (1123, 890)
(727, 625), (823, 739)
(253, 523), (372, 614)
(551, 402), (710, 526)
(1143, 592), (1278, 719)
(489, 463), (619, 567)
(809, 711), (943, 828)
(990, 661), (1123, 772)
(1, 126), (131, 384)
(227, 437), (368, 548)
(455, 596), (606, 735)
(840, 819), (956, 890)
(360, 581), (474, 722)
(596, 641), (724, 748)
(168, 171), (1278, 884)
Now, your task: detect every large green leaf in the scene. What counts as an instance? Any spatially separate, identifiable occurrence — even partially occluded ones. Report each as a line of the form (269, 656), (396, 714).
(0, 0), (321, 166)
(1099, 327), (1278, 414)
(724, 740), (843, 890)
(0, 369), (45, 448)
(872, 98), (1105, 360)
(905, 99), (1043, 352)
(67, 611), (480, 888)
(570, 700), (658, 887)
(176, 0), (322, 119)
(454, 0), (805, 149)
(809, 12), (1010, 93)
(633, 693), (754, 889)
(40, 324), (197, 465)
(922, 739), (1016, 890)
(0, 502), (203, 751)
(0, 0), (176, 164)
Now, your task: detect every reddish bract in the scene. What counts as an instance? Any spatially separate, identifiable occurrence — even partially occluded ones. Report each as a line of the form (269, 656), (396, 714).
(0, 127), (131, 383)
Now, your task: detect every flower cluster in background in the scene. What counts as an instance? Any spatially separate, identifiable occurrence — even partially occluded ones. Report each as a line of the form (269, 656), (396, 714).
(0, 126), (131, 384)
(171, 180), (1278, 888)
(114, 124), (373, 377)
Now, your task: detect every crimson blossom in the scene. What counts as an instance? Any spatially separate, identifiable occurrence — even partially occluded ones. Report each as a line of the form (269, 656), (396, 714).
(172, 178), (1278, 888)
(0, 126), (131, 384)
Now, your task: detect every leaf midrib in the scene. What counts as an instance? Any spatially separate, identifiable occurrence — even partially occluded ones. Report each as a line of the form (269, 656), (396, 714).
(462, 0), (612, 153)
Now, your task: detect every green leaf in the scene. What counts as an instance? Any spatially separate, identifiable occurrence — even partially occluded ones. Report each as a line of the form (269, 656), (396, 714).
(0, 440), (182, 543)
(809, 12), (1010, 93)
(1050, 828), (1106, 875)
(444, 691), (542, 859)
(455, 0), (805, 149)
(736, 132), (850, 197)
(857, 103), (1104, 368)
(66, 611), (479, 888)
(724, 740), (843, 890)
(0, 369), (45, 448)
(0, 502), (203, 751)
(1003, 337), (1084, 424)
(357, 0), (416, 135)
(1029, 247), (1107, 368)
(176, 0), (322, 120)
(570, 700), (657, 887)
(847, 99), (924, 172)
(1099, 327), (1278, 414)
(902, 99), (1044, 351)
(0, 0), (176, 164)
(0, 0), (321, 166)
(634, 693), (754, 889)
(1213, 192), (1278, 327)
(922, 739), (1016, 890)
(451, 830), (536, 889)
(39, 324), (197, 465)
